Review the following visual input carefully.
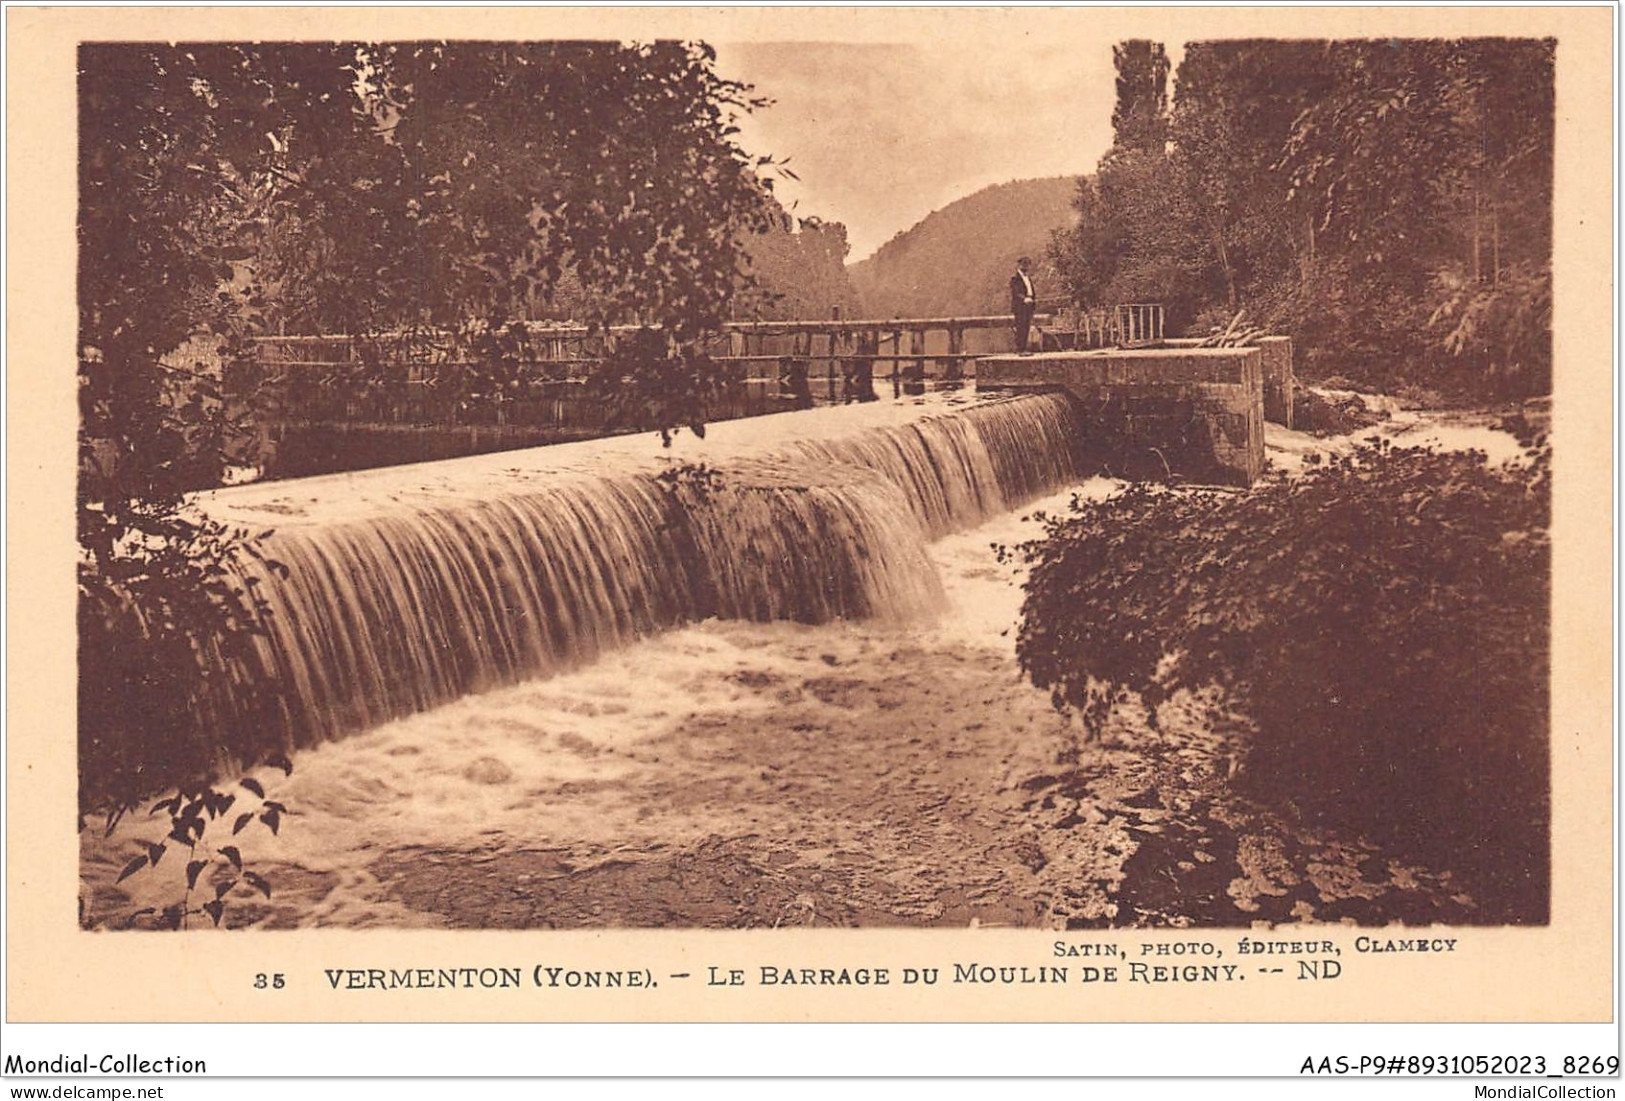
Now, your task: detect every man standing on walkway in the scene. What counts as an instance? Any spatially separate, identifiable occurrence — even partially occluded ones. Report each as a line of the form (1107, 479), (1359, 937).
(1010, 256), (1037, 354)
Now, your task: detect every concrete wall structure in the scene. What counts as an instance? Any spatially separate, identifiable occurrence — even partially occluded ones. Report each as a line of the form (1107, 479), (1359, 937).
(977, 347), (1266, 487)
(1165, 334), (1295, 428)
(1257, 336), (1295, 428)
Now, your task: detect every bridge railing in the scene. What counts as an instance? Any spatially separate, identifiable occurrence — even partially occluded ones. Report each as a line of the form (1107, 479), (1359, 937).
(225, 309), (1170, 476)
(1037, 304), (1165, 351)
(245, 314), (1057, 423)
(250, 315), (1047, 373)
(240, 305), (1175, 426)
(241, 304), (1167, 377)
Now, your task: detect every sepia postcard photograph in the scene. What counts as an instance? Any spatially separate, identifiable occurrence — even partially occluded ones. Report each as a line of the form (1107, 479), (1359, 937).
(3, 1), (1616, 1081)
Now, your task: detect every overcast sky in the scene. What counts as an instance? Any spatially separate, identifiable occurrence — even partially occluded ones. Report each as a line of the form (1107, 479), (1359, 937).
(712, 36), (1123, 262)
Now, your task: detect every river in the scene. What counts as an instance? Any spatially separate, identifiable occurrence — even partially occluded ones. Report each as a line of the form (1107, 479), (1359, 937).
(80, 395), (1528, 930)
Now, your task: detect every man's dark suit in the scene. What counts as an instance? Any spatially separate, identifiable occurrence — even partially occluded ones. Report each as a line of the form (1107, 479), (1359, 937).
(1010, 268), (1036, 353)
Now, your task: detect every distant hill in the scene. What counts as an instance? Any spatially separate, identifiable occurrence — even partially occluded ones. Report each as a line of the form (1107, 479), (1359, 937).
(849, 176), (1080, 319)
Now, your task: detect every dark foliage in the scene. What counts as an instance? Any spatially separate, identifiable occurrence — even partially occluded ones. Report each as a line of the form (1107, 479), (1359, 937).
(90, 764), (293, 931)
(585, 326), (735, 445)
(1051, 38), (1554, 397)
(78, 40), (784, 816)
(1111, 41), (1172, 155)
(1014, 439), (1550, 922)
(243, 41), (780, 337)
(736, 212), (863, 321)
(77, 514), (285, 814)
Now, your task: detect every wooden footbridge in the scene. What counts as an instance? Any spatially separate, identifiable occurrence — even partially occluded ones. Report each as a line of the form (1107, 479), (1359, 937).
(223, 306), (1191, 478)
(248, 306), (1168, 390)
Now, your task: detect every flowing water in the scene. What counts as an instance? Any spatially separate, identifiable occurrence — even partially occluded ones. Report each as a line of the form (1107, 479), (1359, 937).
(86, 476), (1142, 930)
(83, 391), (1520, 929)
(204, 393), (1084, 750)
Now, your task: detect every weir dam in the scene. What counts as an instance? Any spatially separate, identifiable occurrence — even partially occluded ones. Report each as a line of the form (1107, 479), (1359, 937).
(99, 339), (1491, 934)
(192, 319), (1296, 759)
(200, 392), (1090, 752)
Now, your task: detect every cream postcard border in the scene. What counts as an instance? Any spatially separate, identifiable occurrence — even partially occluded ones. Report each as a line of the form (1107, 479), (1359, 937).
(5, 4), (1614, 1027)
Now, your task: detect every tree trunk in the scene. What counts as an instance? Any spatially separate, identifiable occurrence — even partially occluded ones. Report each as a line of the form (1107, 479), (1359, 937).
(1208, 214), (1237, 309)
(1472, 189), (1482, 283)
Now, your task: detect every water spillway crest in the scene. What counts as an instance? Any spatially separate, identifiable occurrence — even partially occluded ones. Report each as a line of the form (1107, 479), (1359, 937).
(777, 394), (1084, 538)
(204, 392), (1084, 751)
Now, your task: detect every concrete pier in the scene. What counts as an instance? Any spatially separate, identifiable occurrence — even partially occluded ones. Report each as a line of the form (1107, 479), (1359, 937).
(1164, 334), (1295, 429)
(1256, 335), (1295, 428)
(977, 347), (1266, 487)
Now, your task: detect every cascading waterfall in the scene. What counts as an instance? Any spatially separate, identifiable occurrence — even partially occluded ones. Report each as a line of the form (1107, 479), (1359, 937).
(209, 392), (1084, 751)
(776, 394), (1085, 538)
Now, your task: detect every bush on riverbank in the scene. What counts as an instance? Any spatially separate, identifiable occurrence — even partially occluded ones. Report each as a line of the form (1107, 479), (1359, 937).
(1014, 437), (1550, 923)
(78, 516), (282, 817)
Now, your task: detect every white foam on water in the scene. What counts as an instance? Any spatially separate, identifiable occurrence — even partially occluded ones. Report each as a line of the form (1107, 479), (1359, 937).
(84, 479), (1089, 929)
(195, 393), (1085, 751)
(84, 392), (1532, 929)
